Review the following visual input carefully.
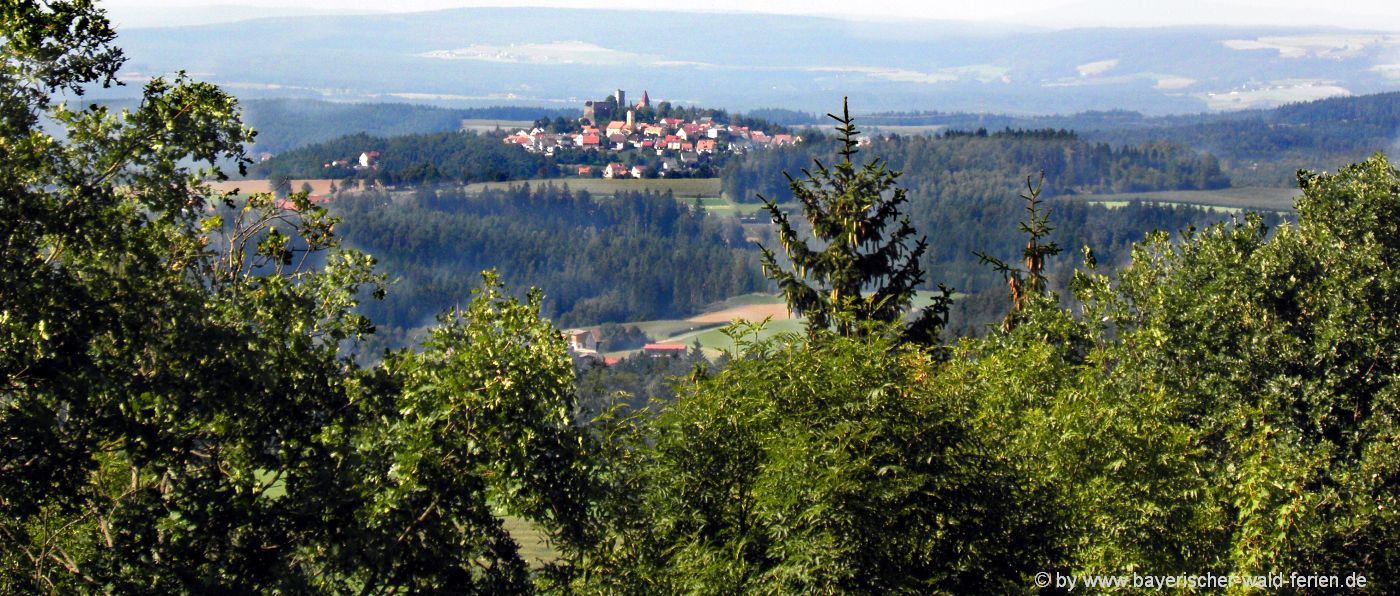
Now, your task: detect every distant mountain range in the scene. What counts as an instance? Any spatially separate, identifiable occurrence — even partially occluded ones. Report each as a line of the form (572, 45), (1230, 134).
(101, 8), (1400, 115)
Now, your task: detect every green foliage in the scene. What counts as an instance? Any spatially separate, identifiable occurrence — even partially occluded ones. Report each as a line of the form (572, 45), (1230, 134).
(946, 153), (1400, 587)
(1, 4), (595, 592)
(758, 99), (951, 342)
(572, 332), (1054, 593)
(342, 272), (598, 592)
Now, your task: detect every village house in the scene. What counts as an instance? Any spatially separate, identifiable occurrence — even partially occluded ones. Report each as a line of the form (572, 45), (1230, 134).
(604, 163), (629, 179)
(564, 328), (600, 352)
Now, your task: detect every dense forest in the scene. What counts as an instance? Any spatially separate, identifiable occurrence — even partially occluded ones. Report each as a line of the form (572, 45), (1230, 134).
(727, 129), (1251, 292)
(253, 130), (556, 184)
(725, 129), (1229, 203)
(331, 185), (765, 331)
(1087, 92), (1400, 186)
(865, 93), (1400, 187)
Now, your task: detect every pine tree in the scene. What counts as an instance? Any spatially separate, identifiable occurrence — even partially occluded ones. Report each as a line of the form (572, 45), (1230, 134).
(974, 173), (1062, 332)
(757, 98), (951, 342)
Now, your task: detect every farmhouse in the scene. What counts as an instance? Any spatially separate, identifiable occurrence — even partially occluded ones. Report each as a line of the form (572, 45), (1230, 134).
(564, 328), (600, 352)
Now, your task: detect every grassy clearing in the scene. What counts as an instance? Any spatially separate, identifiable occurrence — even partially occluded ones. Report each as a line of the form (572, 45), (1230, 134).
(1067, 187), (1299, 212)
(863, 124), (948, 136)
(704, 293), (788, 308)
(461, 177), (721, 198)
(699, 197), (781, 217)
(912, 290), (966, 310)
(684, 318), (807, 354)
(613, 291), (962, 358)
(629, 319), (724, 343)
(501, 515), (558, 566)
(1086, 200), (1245, 214)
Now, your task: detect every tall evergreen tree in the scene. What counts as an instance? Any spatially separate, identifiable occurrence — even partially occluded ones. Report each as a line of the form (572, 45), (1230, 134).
(975, 173), (1063, 331)
(757, 98), (950, 341)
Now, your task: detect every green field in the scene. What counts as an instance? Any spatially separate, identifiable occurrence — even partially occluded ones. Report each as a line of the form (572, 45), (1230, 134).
(863, 124), (948, 136)
(703, 292), (788, 308)
(462, 177), (722, 199)
(1067, 187), (1299, 212)
(501, 515), (557, 566)
(612, 291), (959, 359)
(696, 196), (780, 217)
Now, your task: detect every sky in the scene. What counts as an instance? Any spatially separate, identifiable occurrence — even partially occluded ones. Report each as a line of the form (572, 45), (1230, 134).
(101, 0), (1400, 31)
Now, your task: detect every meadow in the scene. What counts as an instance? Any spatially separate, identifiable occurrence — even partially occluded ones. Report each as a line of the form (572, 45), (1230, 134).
(1065, 186), (1300, 212)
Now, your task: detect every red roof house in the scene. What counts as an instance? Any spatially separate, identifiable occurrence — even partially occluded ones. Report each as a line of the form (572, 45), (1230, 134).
(642, 343), (688, 357)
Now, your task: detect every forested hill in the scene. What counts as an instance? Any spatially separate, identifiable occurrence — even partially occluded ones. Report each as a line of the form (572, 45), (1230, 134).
(253, 131), (555, 184)
(95, 98), (577, 154)
(724, 129), (1228, 204)
(1085, 92), (1400, 185)
(239, 100), (574, 154)
(726, 130), (1246, 292)
(864, 92), (1400, 186)
(333, 185), (765, 333)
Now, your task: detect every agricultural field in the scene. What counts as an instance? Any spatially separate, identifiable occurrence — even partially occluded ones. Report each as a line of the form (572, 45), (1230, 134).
(611, 291), (957, 358)
(501, 516), (556, 567)
(696, 196), (782, 217)
(204, 178), (340, 197)
(461, 177), (722, 199)
(1065, 186), (1300, 212)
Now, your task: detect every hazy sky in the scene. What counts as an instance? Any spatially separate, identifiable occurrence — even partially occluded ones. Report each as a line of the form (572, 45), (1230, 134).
(101, 0), (1400, 30)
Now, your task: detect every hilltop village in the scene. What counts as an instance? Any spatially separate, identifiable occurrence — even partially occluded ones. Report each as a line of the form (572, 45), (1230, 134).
(503, 88), (800, 178)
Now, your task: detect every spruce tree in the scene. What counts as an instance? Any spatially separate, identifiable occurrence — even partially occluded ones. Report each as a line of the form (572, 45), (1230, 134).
(757, 98), (950, 342)
(974, 173), (1062, 332)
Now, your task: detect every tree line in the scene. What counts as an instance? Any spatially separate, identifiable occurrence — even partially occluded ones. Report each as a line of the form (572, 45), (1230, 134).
(331, 185), (766, 333)
(254, 130), (556, 185)
(727, 129), (1251, 292)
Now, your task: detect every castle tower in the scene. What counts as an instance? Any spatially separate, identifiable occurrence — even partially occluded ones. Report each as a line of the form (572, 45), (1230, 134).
(636, 90), (650, 109)
(615, 88), (625, 109)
